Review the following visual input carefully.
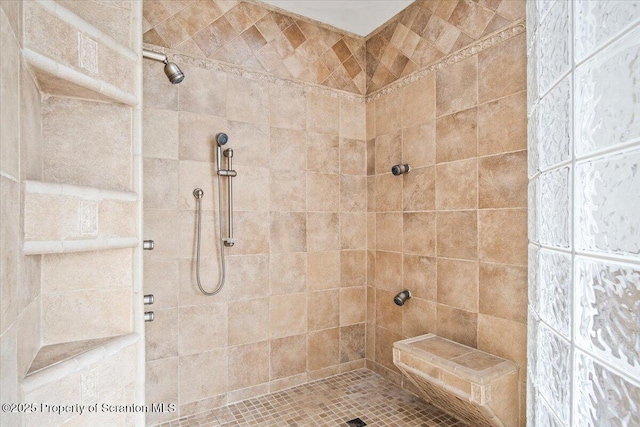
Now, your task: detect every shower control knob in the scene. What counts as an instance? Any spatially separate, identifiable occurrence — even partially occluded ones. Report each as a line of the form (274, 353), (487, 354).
(143, 240), (154, 250)
(144, 311), (154, 322)
(391, 164), (411, 176)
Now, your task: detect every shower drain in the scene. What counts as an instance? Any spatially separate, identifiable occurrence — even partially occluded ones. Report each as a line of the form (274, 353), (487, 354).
(346, 418), (367, 427)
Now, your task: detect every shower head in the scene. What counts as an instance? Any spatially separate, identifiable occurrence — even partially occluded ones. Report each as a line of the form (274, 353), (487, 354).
(216, 133), (229, 146)
(143, 48), (185, 84)
(164, 61), (184, 84)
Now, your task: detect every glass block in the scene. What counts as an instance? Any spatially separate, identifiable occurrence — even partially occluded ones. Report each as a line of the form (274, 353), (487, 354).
(528, 178), (539, 243)
(528, 244), (540, 313)
(527, 309), (539, 383)
(536, 0), (556, 24)
(537, 0), (571, 96)
(576, 149), (640, 255)
(575, 351), (640, 426)
(527, 42), (539, 115)
(575, 257), (640, 374)
(536, 395), (566, 427)
(574, 0), (640, 62)
(575, 26), (640, 155)
(528, 107), (539, 178)
(526, 1), (537, 51)
(537, 323), (571, 425)
(527, 381), (536, 427)
(538, 76), (571, 170)
(539, 166), (571, 249)
(539, 249), (571, 339)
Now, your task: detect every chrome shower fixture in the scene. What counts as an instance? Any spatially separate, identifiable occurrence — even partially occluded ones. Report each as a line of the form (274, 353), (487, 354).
(391, 164), (410, 176)
(394, 290), (411, 306)
(142, 48), (185, 84)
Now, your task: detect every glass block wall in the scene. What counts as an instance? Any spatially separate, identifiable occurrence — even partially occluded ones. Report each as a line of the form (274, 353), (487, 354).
(527, 1), (640, 426)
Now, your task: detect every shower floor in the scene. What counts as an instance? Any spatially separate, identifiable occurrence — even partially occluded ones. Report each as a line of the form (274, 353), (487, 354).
(157, 369), (467, 427)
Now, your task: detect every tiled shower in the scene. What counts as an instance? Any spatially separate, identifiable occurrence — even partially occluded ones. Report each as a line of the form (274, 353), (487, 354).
(0, 1), (638, 427)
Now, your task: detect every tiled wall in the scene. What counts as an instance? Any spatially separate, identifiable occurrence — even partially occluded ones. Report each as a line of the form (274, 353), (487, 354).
(365, 0), (524, 92)
(143, 0), (366, 94)
(366, 29), (528, 427)
(0, 2), (43, 426)
(527, 1), (640, 426)
(142, 59), (367, 423)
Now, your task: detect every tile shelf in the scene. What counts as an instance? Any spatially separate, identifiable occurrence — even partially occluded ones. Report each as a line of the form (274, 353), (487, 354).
(23, 180), (138, 255)
(23, 1), (138, 106)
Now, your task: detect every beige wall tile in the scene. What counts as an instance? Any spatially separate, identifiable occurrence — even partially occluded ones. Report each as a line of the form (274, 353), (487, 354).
(436, 304), (477, 348)
(144, 60), (180, 110)
(17, 298), (40, 378)
(375, 251), (402, 292)
(477, 314), (526, 379)
(478, 33), (526, 103)
(226, 254), (269, 300)
(270, 83), (306, 130)
(340, 323), (365, 362)
(228, 211), (270, 254)
(270, 293), (307, 338)
(340, 212), (367, 250)
(437, 258), (479, 312)
(180, 349), (228, 402)
(270, 127), (306, 170)
(308, 289), (339, 331)
(308, 328), (340, 370)
(228, 121), (270, 168)
(403, 255), (436, 301)
(269, 252), (306, 295)
(226, 75), (269, 124)
(146, 358), (179, 425)
(478, 151), (527, 209)
(437, 210), (478, 260)
(146, 308), (179, 361)
(376, 173), (402, 212)
(178, 111), (228, 163)
(367, 139), (376, 176)
(270, 334), (307, 380)
(479, 263), (527, 323)
(306, 212), (339, 251)
(366, 101), (375, 140)
(403, 166), (435, 211)
(179, 65), (227, 116)
(402, 73), (436, 128)
(20, 65), (43, 181)
(307, 251), (340, 291)
(375, 131), (402, 174)
(402, 297), (437, 338)
(0, 177), (19, 334)
(307, 173), (339, 211)
(403, 122), (436, 169)
(229, 341), (269, 390)
(145, 209), (180, 260)
(436, 107), (477, 163)
(376, 289), (402, 334)
(477, 91), (527, 156)
(144, 259), (179, 310)
(340, 250), (367, 287)
(270, 212), (306, 253)
(376, 213), (403, 252)
(307, 92), (339, 135)
(143, 108), (179, 159)
(270, 169), (306, 211)
(374, 326), (401, 372)
(340, 287), (366, 325)
(478, 209), (527, 265)
(436, 159), (478, 210)
(1, 9), (20, 179)
(375, 91), (402, 136)
(436, 55), (477, 117)
(233, 165), (270, 211)
(403, 212), (436, 256)
(340, 175), (367, 212)
(228, 298), (269, 346)
(340, 138), (367, 176)
(307, 132), (339, 173)
(179, 303), (227, 355)
(144, 158), (180, 209)
(340, 99), (366, 140)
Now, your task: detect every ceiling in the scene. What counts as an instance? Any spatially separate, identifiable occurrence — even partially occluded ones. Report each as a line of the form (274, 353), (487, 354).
(260, 0), (415, 37)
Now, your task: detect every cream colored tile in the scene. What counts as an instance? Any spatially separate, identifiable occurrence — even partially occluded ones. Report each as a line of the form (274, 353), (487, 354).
(145, 308), (179, 361)
(179, 304), (227, 355)
(269, 252), (306, 295)
(437, 258), (479, 312)
(270, 127), (306, 170)
(144, 258), (179, 310)
(228, 121), (270, 168)
(308, 251), (340, 291)
(179, 111), (229, 163)
(228, 341), (269, 390)
(308, 328), (340, 370)
(144, 158), (180, 209)
(340, 175), (367, 212)
(228, 298), (269, 346)
(307, 92), (339, 135)
(375, 131), (402, 175)
(402, 73), (436, 128)
(179, 349), (227, 403)
(308, 289), (339, 331)
(227, 75), (269, 125)
(376, 213), (403, 252)
(226, 254), (269, 300)
(307, 132), (339, 173)
(146, 358), (179, 425)
(270, 293), (307, 338)
(144, 108), (179, 159)
(340, 138), (367, 176)
(307, 173), (339, 212)
(341, 212), (367, 250)
(269, 82), (305, 130)
(375, 91), (402, 136)
(403, 212), (436, 256)
(178, 160), (217, 211)
(179, 64), (227, 116)
(144, 209), (180, 260)
(234, 165), (270, 211)
(227, 211), (270, 255)
(340, 250), (367, 288)
(340, 287), (365, 325)
(340, 98), (366, 140)
(436, 158), (478, 210)
(307, 212), (339, 251)
(270, 212), (306, 253)
(270, 334), (307, 380)
(270, 169), (306, 211)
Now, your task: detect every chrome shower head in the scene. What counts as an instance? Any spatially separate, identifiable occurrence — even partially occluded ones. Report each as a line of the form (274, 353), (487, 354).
(164, 61), (184, 84)
(143, 48), (185, 84)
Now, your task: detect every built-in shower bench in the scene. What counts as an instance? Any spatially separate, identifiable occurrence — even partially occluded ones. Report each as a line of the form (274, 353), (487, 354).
(393, 334), (518, 427)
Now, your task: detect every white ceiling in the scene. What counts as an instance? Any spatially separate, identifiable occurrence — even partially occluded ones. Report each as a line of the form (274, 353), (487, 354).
(261, 1), (415, 37)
